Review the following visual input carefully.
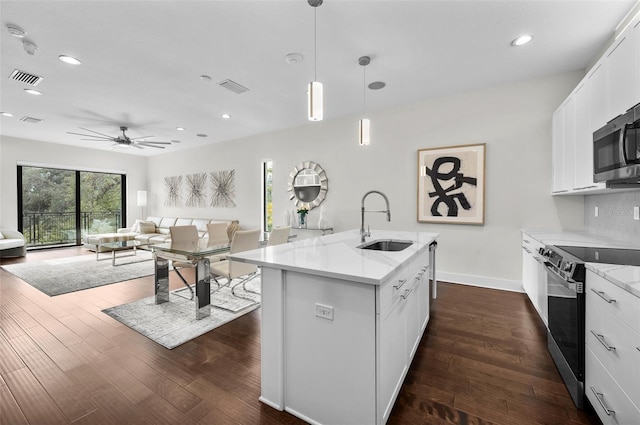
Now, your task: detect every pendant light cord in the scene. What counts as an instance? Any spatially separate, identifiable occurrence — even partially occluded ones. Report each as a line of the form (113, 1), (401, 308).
(314, 7), (317, 81)
(363, 65), (366, 115)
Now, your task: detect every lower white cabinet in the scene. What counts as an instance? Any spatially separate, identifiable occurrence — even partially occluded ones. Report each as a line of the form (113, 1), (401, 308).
(263, 250), (431, 425)
(521, 233), (548, 326)
(585, 270), (640, 424)
(378, 257), (430, 423)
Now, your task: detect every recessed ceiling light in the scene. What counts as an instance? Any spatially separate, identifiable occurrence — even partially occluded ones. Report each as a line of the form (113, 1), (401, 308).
(1, 112), (14, 117)
(197, 134), (207, 137)
(512, 34), (533, 46)
(200, 75), (212, 81)
(24, 88), (42, 95)
(221, 113), (231, 119)
(176, 127), (185, 131)
(171, 140), (182, 143)
(59, 55), (81, 65)
(284, 53), (303, 64)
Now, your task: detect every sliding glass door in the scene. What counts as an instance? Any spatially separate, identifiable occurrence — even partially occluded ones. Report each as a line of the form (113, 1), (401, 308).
(18, 166), (126, 248)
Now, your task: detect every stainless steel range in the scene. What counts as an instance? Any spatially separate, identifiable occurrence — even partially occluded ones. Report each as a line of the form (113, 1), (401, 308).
(540, 245), (640, 409)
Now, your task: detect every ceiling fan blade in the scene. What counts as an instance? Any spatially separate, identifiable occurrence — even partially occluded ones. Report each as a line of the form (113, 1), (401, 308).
(137, 142), (166, 149)
(78, 127), (116, 138)
(67, 131), (114, 140)
(140, 141), (171, 145)
(132, 144), (144, 149)
(129, 135), (155, 140)
(79, 138), (115, 142)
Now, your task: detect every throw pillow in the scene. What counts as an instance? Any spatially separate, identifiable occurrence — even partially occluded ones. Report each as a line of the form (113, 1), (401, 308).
(131, 220), (141, 233)
(138, 221), (156, 234)
(0, 232), (4, 240)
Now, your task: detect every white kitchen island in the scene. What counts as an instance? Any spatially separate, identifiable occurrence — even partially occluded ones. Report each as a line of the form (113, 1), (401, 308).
(229, 229), (439, 425)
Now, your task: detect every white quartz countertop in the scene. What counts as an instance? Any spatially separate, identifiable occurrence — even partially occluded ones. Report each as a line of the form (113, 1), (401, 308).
(522, 229), (640, 298)
(229, 229), (439, 285)
(521, 229), (640, 249)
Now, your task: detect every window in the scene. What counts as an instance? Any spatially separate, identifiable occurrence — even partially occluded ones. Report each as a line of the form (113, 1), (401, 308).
(262, 160), (273, 233)
(18, 165), (126, 248)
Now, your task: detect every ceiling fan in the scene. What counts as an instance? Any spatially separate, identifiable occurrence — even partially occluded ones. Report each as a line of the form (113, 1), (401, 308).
(67, 126), (172, 149)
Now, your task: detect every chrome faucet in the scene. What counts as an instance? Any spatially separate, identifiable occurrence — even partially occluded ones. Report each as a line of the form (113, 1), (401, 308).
(360, 190), (391, 242)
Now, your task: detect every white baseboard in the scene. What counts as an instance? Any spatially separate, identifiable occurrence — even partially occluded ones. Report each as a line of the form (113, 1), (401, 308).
(437, 271), (524, 293)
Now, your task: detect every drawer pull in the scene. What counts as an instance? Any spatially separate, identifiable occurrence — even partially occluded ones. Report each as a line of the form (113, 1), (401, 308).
(393, 279), (407, 290)
(401, 287), (413, 300)
(637, 347), (640, 352)
(590, 330), (616, 351)
(590, 288), (616, 303)
(523, 247), (531, 253)
(590, 387), (615, 416)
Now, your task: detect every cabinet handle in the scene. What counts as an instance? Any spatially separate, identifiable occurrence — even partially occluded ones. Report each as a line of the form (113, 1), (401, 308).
(590, 387), (615, 416)
(590, 288), (616, 303)
(636, 347), (640, 352)
(590, 330), (616, 351)
(523, 247), (531, 254)
(523, 239), (530, 244)
(393, 279), (407, 290)
(401, 287), (413, 300)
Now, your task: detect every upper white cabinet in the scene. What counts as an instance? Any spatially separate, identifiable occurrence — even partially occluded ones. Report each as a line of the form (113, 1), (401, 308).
(552, 12), (639, 195)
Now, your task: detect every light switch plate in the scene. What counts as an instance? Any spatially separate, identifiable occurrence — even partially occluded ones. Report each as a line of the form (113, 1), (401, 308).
(634, 206), (639, 221)
(594, 206), (599, 217)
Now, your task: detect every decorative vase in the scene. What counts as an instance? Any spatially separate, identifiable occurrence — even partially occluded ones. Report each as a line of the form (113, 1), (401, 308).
(298, 212), (307, 229)
(317, 206), (327, 229)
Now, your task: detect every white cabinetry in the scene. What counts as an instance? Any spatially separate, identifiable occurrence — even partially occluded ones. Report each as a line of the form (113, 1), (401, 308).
(551, 12), (639, 195)
(585, 270), (640, 424)
(521, 233), (548, 325)
(378, 256), (430, 423)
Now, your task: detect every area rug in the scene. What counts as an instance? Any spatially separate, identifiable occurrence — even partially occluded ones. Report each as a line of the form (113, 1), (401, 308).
(1, 250), (154, 296)
(102, 277), (261, 349)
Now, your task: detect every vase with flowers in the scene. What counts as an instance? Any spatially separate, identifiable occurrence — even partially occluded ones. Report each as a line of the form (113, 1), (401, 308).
(297, 207), (309, 229)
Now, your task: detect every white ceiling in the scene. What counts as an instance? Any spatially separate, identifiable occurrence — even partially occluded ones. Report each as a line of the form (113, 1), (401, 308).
(0, 0), (637, 156)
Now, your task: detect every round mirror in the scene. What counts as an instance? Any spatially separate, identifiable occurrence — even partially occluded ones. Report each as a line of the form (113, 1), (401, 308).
(287, 161), (328, 209)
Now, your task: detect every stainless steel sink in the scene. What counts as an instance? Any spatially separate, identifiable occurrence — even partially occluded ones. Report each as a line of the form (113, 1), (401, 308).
(357, 239), (413, 252)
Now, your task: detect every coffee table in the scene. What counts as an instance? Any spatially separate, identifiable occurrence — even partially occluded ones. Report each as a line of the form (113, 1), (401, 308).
(97, 240), (149, 266)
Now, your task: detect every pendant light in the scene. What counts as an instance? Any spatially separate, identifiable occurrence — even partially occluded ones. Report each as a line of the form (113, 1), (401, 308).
(358, 56), (371, 146)
(308, 0), (323, 121)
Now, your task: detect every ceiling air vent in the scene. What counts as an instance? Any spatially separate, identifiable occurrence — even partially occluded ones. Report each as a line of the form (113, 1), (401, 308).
(10, 69), (43, 86)
(218, 79), (249, 94)
(20, 116), (42, 124)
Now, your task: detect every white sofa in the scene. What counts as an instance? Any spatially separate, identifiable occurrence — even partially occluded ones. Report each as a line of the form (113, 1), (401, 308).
(83, 216), (239, 251)
(0, 229), (27, 258)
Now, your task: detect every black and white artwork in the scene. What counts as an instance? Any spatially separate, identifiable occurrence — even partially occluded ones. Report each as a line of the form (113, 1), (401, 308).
(210, 169), (236, 208)
(417, 143), (485, 225)
(164, 175), (183, 207)
(185, 172), (207, 207)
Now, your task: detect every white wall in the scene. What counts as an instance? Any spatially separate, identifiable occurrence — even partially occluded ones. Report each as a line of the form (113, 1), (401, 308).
(147, 71), (586, 291)
(0, 135), (148, 228)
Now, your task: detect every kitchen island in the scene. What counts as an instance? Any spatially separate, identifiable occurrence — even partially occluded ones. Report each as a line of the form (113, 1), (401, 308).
(229, 229), (438, 425)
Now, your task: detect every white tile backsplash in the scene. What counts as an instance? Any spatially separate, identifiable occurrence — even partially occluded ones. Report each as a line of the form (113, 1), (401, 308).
(585, 191), (640, 243)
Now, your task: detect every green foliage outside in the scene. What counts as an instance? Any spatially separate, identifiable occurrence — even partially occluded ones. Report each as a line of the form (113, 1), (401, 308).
(21, 167), (122, 246)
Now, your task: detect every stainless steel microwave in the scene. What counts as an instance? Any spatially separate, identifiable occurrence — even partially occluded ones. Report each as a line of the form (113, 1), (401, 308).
(593, 103), (640, 186)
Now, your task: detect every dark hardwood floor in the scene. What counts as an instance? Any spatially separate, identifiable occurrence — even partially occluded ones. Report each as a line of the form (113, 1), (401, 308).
(1, 247), (601, 425)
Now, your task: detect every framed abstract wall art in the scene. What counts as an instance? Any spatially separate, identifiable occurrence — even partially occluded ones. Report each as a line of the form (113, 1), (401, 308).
(417, 143), (486, 225)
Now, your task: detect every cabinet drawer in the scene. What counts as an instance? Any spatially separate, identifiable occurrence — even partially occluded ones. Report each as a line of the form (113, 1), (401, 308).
(586, 347), (640, 425)
(378, 265), (409, 314)
(587, 271), (640, 334)
(521, 233), (544, 254)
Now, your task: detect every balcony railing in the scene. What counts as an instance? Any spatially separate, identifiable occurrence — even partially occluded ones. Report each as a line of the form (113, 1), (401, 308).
(22, 211), (122, 247)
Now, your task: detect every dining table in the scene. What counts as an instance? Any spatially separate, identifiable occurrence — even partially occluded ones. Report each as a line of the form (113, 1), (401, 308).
(151, 240), (230, 319)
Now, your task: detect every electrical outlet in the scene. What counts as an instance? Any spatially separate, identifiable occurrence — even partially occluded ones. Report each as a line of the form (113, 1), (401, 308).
(594, 206), (599, 217)
(634, 206), (639, 221)
(315, 303), (334, 321)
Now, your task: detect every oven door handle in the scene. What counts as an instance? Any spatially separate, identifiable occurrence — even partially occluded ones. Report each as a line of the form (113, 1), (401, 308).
(619, 124), (630, 165)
